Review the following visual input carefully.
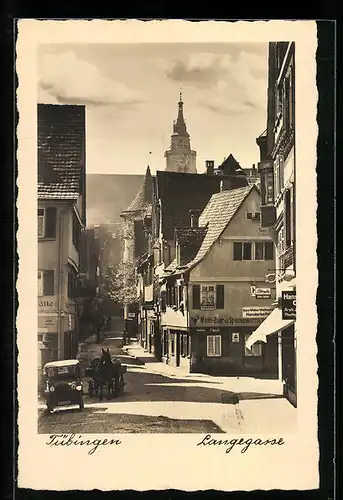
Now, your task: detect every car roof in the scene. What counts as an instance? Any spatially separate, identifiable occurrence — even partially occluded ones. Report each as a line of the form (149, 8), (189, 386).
(44, 359), (80, 368)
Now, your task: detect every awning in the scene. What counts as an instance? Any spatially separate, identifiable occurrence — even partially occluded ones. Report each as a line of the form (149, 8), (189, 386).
(245, 308), (295, 350)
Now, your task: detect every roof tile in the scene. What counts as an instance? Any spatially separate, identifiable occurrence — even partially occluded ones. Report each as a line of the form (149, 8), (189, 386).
(38, 104), (85, 200)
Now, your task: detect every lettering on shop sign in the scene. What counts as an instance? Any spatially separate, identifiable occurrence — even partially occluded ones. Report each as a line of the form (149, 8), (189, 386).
(191, 316), (262, 326)
(45, 434), (122, 455)
(38, 300), (54, 308)
(281, 291), (296, 320)
(197, 434), (285, 454)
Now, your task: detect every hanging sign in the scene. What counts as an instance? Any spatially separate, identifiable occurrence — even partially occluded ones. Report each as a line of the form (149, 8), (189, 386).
(281, 291), (296, 320)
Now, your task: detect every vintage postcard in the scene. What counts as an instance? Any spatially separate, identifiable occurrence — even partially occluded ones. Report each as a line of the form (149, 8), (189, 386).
(16, 19), (319, 491)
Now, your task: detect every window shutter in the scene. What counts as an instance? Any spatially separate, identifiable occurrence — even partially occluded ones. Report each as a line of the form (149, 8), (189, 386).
(216, 285), (224, 309)
(45, 207), (57, 238)
(265, 241), (274, 260)
(284, 189), (292, 247)
(243, 242), (252, 260)
(43, 270), (54, 296)
(192, 285), (200, 309)
(233, 242), (242, 261)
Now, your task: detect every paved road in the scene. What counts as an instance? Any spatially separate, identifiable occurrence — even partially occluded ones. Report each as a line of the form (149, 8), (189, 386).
(38, 332), (231, 434)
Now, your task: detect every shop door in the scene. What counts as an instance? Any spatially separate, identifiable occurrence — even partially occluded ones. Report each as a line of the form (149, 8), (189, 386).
(282, 326), (297, 406)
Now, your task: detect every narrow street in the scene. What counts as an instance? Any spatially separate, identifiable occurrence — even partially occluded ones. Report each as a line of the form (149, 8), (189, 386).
(38, 331), (231, 434)
(38, 331), (297, 434)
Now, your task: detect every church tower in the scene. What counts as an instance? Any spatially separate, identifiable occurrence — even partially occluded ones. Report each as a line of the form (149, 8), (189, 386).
(164, 92), (197, 173)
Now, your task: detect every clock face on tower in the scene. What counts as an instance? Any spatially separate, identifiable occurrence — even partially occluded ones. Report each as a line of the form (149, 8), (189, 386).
(176, 154), (190, 171)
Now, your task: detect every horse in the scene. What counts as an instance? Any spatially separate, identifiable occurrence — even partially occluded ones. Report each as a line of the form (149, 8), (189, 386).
(97, 348), (123, 401)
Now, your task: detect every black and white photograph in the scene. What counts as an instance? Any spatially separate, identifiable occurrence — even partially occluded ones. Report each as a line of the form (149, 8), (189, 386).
(17, 19), (319, 492)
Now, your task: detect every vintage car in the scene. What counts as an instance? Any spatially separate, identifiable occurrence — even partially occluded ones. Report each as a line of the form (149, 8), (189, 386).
(42, 359), (84, 413)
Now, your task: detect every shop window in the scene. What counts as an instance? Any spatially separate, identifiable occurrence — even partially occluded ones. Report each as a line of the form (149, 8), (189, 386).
(38, 270), (54, 296)
(207, 335), (221, 357)
(244, 333), (263, 356)
(181, 334), (188, 357)
(171, 333), (175, 356)
(37, 207), (57, 239)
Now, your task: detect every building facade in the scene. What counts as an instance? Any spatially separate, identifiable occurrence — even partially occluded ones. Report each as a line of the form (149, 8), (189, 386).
(249, 41), (297, 406)
(158, 184), (277, 377)
(164, 93), (197, 174)
(37, 104), (86, 368)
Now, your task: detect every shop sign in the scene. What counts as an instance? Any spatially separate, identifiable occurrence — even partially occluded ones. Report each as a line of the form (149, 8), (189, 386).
(242, 306), (273, 319)
(232, 333), (240, 343)
(191, 315), (263, 326)
(281, 291), (296, 320)
(38, 298), (56, 311)
(251, 286), (272, 299)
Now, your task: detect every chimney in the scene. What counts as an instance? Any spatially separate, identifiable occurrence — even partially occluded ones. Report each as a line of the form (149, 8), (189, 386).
(205, 160), (215, 175)
(189, 209), (201, 228)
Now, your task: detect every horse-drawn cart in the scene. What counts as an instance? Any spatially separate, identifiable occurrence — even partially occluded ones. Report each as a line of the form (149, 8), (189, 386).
(85, 348), (127, 400)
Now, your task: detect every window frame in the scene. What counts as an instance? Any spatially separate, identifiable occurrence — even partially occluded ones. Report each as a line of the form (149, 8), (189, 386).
(38, 269), (54, 296)
(206, 335), (222, 357)
(38, 208), (45, 238)
(233, 241), (274, 261)
(200, 284), (216, 310)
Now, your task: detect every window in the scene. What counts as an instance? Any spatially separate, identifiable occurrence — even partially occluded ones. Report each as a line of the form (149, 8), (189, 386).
(254, 242), (274, 261)
(233, 242), (252, 261)
(171, 333), (175, 356)
(234, 242), (274, 261)
(37, 207), (57, 239)
(200, 285), (215, 309)
(284, 189), (292, 248)
(192, 285), (224, 310)
(38, 209), (45, 237)
(244, 334), (263, 356)
(38, 270), (54, 296)
(207, 335), (221, 357)
(277, 228), (285, 256)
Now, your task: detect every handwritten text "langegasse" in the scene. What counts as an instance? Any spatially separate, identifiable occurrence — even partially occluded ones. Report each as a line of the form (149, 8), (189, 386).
(197, 434), (285, 454)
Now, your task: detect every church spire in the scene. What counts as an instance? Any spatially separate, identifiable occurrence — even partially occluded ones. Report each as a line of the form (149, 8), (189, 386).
(173, 89), (189, 137)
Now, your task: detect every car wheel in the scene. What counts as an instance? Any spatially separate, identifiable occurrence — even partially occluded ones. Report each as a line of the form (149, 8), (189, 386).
(46, 404), (53, 414)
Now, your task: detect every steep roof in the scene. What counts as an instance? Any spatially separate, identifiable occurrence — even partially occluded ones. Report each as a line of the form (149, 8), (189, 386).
(217, 153), (245, 176)
(122, 166), (153, 214)
(38, 104), (85, 200)
(186, 184), (259, 270)
(156, 170), (222, 240)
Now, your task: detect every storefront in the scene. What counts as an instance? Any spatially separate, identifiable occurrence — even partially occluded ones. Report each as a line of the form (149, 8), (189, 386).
(162, 328), (190, 370)
(189, 312), (278, 376)
(189, 326), (278, 376)
(245, 305), (296, 406)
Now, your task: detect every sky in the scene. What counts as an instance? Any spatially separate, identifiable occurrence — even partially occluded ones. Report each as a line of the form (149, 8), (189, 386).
(37, 42), (269, 175)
